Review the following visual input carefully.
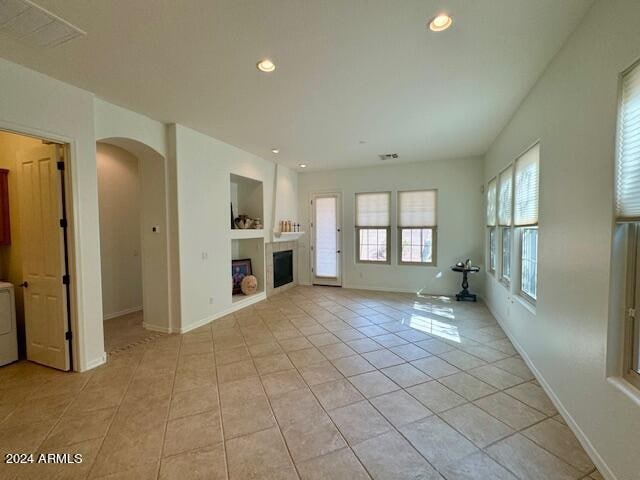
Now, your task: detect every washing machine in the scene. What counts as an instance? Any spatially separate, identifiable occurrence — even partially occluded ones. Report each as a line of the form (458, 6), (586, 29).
(0, 282), (17, 366)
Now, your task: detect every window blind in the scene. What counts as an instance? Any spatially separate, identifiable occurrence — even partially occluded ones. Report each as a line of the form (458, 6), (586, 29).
(486, 178), (497, 226)
(616, 62), (640, 220)
(514, 143), (540, 226)
(398, 190), (437, 227)
(498, 165), (513, 226)
(356, 192), (390, 227)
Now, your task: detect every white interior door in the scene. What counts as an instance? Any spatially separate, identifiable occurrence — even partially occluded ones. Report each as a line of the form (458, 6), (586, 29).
(18, 144), (70, 371)
(311, 193), (342, 286)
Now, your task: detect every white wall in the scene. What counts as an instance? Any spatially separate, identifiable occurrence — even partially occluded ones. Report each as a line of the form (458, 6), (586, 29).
(171, 124), (290, 331)
(298, 158), (484, 294)
(0, 58), (104, 371)
(96, 143), (143, 319)
(273, 164), (299, 234)
(482, 0), (640, 478)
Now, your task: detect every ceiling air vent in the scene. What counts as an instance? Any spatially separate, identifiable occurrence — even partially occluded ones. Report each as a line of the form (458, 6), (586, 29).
(0, 0), (85, 48)
(379, 153), (399, 161)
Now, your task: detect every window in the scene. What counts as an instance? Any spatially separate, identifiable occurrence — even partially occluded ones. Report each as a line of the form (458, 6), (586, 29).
(489, 228), (496, 272)
(398, 190), (437, 265)
(521, 227), (538, 299)
(615, 61), (640, 387)
(486, 178), (497, 273)
(498, 165), (513, 283)
(514, 143), (540, 302)
(502, 228), (512, 282)
(621, 225), (640, 388)
(355, 192), (390, 263)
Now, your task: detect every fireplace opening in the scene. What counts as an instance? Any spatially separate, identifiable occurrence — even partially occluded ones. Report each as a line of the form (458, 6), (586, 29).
(273, 250), (293, 288)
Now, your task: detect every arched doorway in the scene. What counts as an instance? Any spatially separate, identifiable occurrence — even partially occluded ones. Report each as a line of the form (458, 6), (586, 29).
(96, 138), (171, 353)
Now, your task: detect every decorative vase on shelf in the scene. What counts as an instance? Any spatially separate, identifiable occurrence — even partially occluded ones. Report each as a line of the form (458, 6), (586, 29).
(234, 215), (254, 229)
(254, 218), (262, 229)
(241, 275), (257, 295)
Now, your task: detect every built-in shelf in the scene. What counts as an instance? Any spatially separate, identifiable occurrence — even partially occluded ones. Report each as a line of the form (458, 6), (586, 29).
(229, 173), (265, 309)
(230, 173), (263, 229)
(272, 231), (306, 241)
(232, 291), (266, 307)
(230, 229), (265, 240)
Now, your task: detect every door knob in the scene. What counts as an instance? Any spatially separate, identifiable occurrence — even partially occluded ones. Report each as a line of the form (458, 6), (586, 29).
(19, 281), (28, 288)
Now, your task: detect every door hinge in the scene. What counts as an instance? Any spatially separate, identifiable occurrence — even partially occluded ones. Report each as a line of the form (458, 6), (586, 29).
(60, 218), (67, 228)
(62, 274), (70, 285)
(57, 161), (65, 171)
(65, 331), (72, 340)
(629, 308), (636, 319)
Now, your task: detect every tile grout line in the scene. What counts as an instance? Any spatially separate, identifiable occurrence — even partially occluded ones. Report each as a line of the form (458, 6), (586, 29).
(210, 329), (231, 480)
(287, 292), (586, 479)
(153, 334), (183, 480)
(1, 286), (596, 480)
(240, 303), (373, 476)
(221, 315), (302, 479)
(87, 346), (150, 479)
(267, 332), (374, 478)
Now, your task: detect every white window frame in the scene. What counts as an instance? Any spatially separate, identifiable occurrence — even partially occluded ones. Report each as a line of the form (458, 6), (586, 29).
(500, 226), (512, 286)
(487, 177), (497, 275)
(488, 227), (497, 274)
(498, 164), (514, 286)
(615, 59), (640, 390)
(519, 226), (538, 303)
(356, 227), (391, 264)
(513, 142), (540, 305)
(355, 191), (391, 264)
(398, 227), (437, 266)
(397, 189), (437, 266)
(625, 224), (640, 389)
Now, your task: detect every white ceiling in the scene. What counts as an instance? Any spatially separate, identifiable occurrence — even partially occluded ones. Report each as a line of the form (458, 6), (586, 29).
(0, 0), (593, 170)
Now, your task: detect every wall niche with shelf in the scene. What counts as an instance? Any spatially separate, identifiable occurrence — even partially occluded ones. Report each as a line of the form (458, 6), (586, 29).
(230, 173), (263, 230)
(231, 237), (264, 304)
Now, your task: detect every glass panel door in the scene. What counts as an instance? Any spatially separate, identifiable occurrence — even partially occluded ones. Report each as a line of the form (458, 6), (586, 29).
(312, 193), (341, 286)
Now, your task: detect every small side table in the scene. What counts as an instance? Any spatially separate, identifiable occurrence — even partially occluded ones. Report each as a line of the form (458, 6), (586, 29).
(451, 265), (480, 302)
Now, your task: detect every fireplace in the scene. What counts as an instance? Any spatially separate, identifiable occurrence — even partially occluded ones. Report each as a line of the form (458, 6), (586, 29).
(273, 250), (293, 288)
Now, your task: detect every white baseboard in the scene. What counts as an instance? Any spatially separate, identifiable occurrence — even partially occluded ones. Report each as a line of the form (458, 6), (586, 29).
(82, 353), (106, 372)
(103, 305), (142, 321)
(179, 292), (267, 334)
(482, 297), (616, 480)
(142, 322), (172, 334)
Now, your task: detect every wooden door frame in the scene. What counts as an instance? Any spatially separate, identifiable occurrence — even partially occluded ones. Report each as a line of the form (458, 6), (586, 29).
(0, 125), (78, 371)
(309, 191), (343, 287)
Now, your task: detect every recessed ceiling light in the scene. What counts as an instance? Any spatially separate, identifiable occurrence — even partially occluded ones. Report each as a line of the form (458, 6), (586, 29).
(298, 164), (307, 168)
(271, 148), (280, 154)
(429, 14), (453, 32)
(257, 59), (276, 72)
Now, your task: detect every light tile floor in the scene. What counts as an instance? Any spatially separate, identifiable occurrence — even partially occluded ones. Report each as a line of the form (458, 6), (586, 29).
(0, 286), (603, 480)
(103, 310), (166, 354)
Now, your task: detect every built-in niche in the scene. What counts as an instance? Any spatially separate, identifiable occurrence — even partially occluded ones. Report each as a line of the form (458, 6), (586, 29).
(230, 173), (263, 232)
(231, 237), (264, 304)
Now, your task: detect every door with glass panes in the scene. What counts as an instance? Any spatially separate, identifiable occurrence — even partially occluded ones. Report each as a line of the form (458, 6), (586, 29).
(311, 193), (342, 286)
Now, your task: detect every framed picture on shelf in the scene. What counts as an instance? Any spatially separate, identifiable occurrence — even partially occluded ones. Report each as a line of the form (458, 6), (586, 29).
(231, 258), (252, 294)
